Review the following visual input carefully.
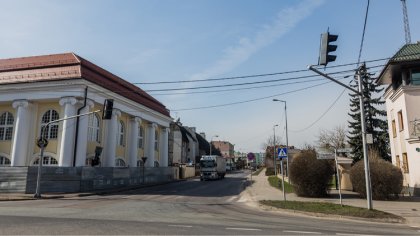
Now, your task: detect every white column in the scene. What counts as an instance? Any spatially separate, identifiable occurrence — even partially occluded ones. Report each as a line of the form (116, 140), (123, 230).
(58, 97), (77, 167)
(145, 123), (157, 167)
(128, 117), (141, 167)
(160, 127), (169, 167)
(102, 109), (121, 167)
(10, 100), (30, 166)
(75, 99), (94, 166)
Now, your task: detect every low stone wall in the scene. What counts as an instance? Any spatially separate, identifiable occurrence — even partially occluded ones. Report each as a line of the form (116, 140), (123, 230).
(0, 166), (179, 194)
(179, 165), (196, 179)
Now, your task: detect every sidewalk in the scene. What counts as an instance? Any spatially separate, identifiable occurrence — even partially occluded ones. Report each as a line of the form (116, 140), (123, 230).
(239, 169), (420, 227)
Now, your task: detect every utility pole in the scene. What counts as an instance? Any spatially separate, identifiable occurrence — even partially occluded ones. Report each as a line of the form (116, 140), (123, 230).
(273, 124), (278, 176)
(401, 0), (411, 44)
(308, 65), (372, 210)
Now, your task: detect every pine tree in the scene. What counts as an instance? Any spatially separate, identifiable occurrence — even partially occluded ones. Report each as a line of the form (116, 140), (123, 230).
(347, 64), (390, 163)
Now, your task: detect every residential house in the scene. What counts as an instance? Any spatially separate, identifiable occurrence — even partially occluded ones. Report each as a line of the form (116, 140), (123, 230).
(377, 42), (420, 196)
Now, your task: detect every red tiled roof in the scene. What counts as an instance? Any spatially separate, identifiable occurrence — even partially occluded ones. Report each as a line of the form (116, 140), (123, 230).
(0, 53), (170, 117)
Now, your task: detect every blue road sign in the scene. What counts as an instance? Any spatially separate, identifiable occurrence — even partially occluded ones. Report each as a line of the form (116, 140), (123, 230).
(277, 148), (288, 159)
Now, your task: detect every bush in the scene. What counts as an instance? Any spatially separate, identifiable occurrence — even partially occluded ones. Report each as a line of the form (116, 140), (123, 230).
(289, 149), (334, 197)
(265, 167), (275, 176)
(350, 149), (403, 200)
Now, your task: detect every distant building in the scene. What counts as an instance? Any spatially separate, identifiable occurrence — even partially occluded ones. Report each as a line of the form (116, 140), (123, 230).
(169, 121), (209, 165)
(377, 42), (420, 195)
(212, 140), (234, 158)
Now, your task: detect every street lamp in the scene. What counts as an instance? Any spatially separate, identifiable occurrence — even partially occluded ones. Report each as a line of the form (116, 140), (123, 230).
(273, 99), (289, 179)
(210, 135), (219, 155)
(273, 124), (278, 176)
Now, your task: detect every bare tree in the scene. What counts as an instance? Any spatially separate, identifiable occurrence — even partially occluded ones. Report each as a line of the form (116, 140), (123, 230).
(317, 125), (347, 150)
(260, 135), (283, 150)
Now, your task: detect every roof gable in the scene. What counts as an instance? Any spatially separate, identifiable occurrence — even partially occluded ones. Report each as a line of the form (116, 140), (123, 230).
(0, 53), (170, 117)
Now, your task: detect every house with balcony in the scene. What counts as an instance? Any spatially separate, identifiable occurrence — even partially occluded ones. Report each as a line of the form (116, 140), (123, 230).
(377, 42), (420, 196)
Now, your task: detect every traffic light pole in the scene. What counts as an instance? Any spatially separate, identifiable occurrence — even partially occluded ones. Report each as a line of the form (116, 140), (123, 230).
(308, 65), (372, 210)
(33, 110), (101, 199)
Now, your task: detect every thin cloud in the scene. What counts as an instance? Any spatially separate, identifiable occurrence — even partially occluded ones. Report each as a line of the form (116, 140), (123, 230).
(189, 0), (325, 82)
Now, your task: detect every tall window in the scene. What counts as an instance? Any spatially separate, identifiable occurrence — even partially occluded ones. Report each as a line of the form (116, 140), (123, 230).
(33, 156), (58, 166)
(0, 112), (14, 141)
(397, 111), (404, 131)
(138, 125), (144, 149)
(395, 155), (400, 168)
(392, 120), (397, 138)
(0, 156), (11, 166)
(154, 130), (159, 151)
(41, 110), (59, 139)
(402, 153), (409, 173)
(118, 121), (125, 146)
(88, 113), (100, 142)
(115, 158), (125, 167)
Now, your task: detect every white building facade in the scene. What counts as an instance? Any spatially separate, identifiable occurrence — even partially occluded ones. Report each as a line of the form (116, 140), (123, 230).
(377, 43), (420, 196)
(0, 53), (172, 168)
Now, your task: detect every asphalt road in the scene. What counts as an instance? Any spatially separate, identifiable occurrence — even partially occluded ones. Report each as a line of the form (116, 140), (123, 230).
(0, 171), (419, 235)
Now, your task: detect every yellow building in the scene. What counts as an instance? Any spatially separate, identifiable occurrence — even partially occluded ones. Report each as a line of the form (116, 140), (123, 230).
(0, 53), (172, 168)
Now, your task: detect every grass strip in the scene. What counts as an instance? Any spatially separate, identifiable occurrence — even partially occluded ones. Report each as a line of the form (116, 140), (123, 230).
(268, 176), (294, 193)
(260, 200), (403, 220)
(252, 167), (264, 176)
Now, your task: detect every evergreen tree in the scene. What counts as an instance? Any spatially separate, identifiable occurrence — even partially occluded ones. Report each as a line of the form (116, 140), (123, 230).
(347, 64), (390, 162)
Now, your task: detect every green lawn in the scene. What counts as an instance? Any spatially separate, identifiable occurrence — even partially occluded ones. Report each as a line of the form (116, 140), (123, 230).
(267, 176), (294, 193)
(260, 200), (403, 220)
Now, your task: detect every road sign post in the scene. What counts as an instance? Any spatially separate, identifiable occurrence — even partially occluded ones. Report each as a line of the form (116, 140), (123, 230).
(277, 148), (287, 201)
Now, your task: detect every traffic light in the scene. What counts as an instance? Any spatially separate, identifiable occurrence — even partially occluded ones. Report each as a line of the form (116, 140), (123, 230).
(319, 32), (338, 66)
(102, 99), (114, 120)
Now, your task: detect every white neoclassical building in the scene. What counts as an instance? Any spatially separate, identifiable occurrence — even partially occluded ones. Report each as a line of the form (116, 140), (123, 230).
(0, 53), (172, 168)
(377, 42), (420, 196)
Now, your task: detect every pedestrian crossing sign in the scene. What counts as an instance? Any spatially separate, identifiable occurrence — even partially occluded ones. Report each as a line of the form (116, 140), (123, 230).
(277, 148), (288, 159)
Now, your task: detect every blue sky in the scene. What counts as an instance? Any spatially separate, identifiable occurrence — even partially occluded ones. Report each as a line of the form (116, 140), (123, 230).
(1, 0), (419, 153)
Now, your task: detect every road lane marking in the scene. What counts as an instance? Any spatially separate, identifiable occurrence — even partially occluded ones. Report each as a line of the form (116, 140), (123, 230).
(336, 234), (377, 236)
(226, 227), (261, 231)
(168, 225), (193, 228)
(284, 230), (322, 234)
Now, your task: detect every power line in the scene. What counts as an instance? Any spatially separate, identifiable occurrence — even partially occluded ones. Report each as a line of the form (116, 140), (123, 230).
(290, 88), (346, 133)
(171, 80), (337, 111)
(149, 77), (325, 95)
(144, 69), (357, 92)
(135, 55), (402, 85)
(357, 0), (370, 66)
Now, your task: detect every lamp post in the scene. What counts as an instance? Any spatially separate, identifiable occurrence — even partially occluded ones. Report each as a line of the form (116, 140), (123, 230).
(210, 135), (219, 155)
(273, 99), (289, 180)
(273, 124), (278, 176)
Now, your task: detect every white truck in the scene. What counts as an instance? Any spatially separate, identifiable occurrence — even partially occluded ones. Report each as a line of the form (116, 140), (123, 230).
(199, 155), (226, 181)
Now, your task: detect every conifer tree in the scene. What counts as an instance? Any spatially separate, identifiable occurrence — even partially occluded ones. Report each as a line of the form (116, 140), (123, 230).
(347, 64), (390, 162)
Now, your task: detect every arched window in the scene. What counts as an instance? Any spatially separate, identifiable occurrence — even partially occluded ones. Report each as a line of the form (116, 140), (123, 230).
(32, 156), (58, 166)
(115, 158), (125, 167)
(154, 130), (159, 151)
(0, 156), (11, 166)
(0, 112), (14, 141)
(138, 125), (144, 149)
(88, 113), (100, 143)
(118, 121), (125, 146)
(41, 110), (59, 139)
